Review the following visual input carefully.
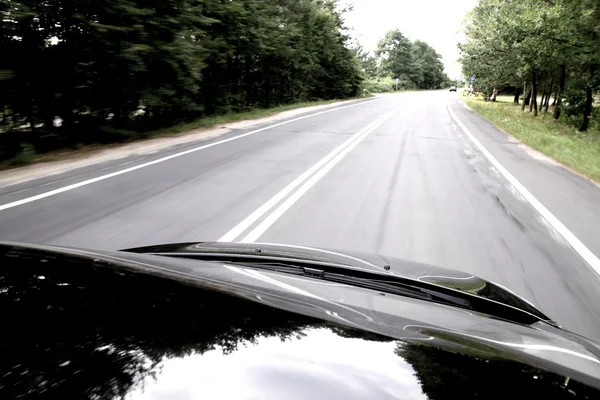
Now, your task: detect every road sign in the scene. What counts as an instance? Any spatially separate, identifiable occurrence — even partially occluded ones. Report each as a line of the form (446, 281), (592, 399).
(470, 75), (476, 83)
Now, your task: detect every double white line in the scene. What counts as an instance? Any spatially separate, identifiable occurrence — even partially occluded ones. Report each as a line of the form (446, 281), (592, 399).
(219, 108), (398, 243)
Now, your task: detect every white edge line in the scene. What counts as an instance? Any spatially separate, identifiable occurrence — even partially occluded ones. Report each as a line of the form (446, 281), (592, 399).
(218, 108), (389, 242)
(447, 104), (600, 277)
(0, 98), (378, 212)
(240, 109), (397, 244)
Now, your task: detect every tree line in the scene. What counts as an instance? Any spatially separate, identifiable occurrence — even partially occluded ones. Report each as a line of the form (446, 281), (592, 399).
(459, 0), (600, 131)
(0, 0), (363, 161)
(356, 29), (451, 92)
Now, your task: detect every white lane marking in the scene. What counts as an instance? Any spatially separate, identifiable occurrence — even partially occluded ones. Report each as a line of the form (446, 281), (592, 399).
(447, 105), (600, 277)
(218, 109), (393, 242)
(240, 109), (397, 243)
(0, 99), (378, 212)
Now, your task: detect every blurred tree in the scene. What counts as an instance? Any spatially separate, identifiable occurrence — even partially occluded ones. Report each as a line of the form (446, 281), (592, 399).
(398, 341), (600, 400)
(0, 0), (364, 159)
(376, 30), (414, 85)
(374, 29), (448, 90)
(411, 40), (447, 89)
(459, 0), (599, 130)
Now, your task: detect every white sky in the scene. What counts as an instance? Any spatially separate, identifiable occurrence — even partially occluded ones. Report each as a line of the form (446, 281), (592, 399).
(128, 329), (426, 400)
(342, 0), (479, 79)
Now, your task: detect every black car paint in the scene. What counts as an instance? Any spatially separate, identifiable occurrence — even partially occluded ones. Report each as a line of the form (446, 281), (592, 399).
(1, 242), (600, 399)
(125, 241), (554, 324)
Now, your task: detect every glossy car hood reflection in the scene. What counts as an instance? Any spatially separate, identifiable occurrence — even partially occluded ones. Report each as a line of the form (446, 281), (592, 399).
(127, 327), (425, 400)
(126, 241), (552, 322)
(1, 242), (600, 399)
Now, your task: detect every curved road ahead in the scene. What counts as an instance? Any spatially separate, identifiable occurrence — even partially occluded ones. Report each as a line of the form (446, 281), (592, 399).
(2, 91), (600, 341)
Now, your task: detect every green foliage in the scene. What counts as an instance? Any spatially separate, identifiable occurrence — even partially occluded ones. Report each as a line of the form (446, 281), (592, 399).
(464, 96), (600, 182)
(410, 40), (449, 89)
(460, 0), (600, 130)
(9, 143), (36, 165)
(0, 0), (364, 160)
(375, 30), (448, 89)
(563, 78), (591, 117)
(376, 30), (414, 80)
(363, 77), (397, 93)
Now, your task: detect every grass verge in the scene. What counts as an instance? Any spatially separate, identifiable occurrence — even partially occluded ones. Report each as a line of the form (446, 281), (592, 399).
(462, 95), (600, 182)
(1, 97), (370, 170)
(144, 97), (372, 137)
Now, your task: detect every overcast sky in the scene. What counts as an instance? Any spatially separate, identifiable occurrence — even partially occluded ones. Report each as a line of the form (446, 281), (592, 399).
(342, 0), (478, 79)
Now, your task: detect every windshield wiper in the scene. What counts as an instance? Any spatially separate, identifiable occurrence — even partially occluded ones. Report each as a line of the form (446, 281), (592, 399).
(141, 251), (551, 326)
(226, 260), (435, 302)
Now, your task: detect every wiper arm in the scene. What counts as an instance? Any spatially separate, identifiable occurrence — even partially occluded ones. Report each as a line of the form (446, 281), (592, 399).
(314, 272), (475, 306)
(142, 251), (551, 326)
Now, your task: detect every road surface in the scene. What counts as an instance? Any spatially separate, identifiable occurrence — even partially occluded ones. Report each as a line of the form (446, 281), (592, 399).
(2, 91), (600, 342)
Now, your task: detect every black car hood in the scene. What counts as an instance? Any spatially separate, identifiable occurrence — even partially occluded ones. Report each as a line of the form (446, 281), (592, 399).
(1, 242), (600, 399)
(126, 241), (553, 323)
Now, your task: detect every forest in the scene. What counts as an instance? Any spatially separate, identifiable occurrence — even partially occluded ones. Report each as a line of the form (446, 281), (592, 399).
(0, 0), (451, 165)
(459, 0), (600, 132)
(0, 0), (364, 162)
(357, 29), (450, 93)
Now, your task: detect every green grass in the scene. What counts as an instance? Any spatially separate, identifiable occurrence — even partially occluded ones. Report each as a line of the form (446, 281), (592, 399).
(463, 95), (600, 182)
(8, 143), (36, 165)
(2, 97), (370, 170)
(438, 281), (487, 295)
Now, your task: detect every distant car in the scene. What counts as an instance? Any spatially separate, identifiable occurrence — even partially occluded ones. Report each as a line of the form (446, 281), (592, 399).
(449, 86), (457, 92)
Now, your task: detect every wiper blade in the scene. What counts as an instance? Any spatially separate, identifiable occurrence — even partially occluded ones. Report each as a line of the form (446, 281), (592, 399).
(208, 259), (433, 301)
(141, 251), (551, 326)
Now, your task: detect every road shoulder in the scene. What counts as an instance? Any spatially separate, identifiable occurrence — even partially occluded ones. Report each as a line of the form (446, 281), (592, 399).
(0, 98), (373, 189)
(448, 98), (600, 272)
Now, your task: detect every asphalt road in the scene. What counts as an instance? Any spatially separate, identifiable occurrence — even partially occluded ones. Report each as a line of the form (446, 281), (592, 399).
(2, 91), (600, 342)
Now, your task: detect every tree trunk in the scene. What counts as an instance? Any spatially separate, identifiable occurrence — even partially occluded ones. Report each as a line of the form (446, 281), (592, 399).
(530, 71), (538, 116)
(28, 112), (37, 133)
(579, 65), (595, 132)
(529, 87), (534, 112)
(525, 91), (531, 105)
(522, 86), (530, 111)
(43, 114), (54, 131)
(552, 88), (557, 106)
(143, 106), (151, 128)
(514, 87), (520, 104)
(553, 64), (566, 120)
(538, 90), (546, 112)
(544, 77), (554, 112)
